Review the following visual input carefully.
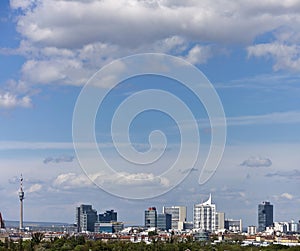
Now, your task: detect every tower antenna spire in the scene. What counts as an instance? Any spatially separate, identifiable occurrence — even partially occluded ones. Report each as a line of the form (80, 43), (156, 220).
(19, 174), (25, 230)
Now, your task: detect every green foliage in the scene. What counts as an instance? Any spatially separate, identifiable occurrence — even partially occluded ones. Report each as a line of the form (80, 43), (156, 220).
(3, 234), (299, 251)
(31, 232), (45, 245)
(148, 230), (158, 237)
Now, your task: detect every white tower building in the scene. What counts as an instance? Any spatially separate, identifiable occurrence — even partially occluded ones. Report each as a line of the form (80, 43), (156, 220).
(193, 194), (216, 231)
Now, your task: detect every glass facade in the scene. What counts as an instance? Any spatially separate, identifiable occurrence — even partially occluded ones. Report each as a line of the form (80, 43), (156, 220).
(98, 210), (117, 223)
(157, 213), (172, 231)
(76, 204), (97, 232)
(145, 207), (157, 228)
(258, 201), (273, 232)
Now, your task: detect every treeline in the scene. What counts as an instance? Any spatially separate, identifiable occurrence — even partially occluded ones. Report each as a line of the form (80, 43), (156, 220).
(0, 234), (300, 251)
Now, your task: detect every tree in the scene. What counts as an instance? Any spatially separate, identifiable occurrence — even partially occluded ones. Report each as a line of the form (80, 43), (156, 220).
(31, 232), (45, 246)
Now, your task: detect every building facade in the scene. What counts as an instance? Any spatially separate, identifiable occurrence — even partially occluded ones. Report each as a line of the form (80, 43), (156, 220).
(98, 210), (117, 223)
(274, 222), (288, 233)
(247, 225), (257, 235)
(193, 194), (216, 231)
(163, 206), (187, 230)
(145, 207), (157, 228)
(76, 204), (97, 232)
(258, 201), (273, 232)
(215, 212), (225, 231)
(289, 220), (299, 233)
(225, 219), (242, 232)
(157, 213), (172, 231)
(94, 222), (124, 233)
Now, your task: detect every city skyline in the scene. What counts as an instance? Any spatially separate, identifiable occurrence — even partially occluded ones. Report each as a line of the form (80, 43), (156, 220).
(0, 188), (298, 232)
(12, 190), (299, 231)
(0, 0), (300, 227)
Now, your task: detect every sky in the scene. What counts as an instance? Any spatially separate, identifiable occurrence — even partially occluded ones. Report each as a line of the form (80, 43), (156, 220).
(0, 0), (300, 228)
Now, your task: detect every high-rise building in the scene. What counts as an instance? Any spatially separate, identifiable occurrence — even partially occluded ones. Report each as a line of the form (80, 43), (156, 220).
(157, 213), (172, 231)
(145, 207), (157, 228)
(258, 201), (273, 232)
(215, 212), (225, 231)
(163, 206), (187, 230)
(94, 209), (123, 233)
(76, 204), (97, 232)
(193, 194), (216, 231)
(98, 210), (117, 223)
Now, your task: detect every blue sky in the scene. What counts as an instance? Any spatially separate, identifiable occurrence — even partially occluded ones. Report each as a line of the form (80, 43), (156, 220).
(0, 0), (300, 228)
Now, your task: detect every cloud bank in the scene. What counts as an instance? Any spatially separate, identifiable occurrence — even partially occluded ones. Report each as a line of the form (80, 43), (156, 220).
(1, 0), (299, 99)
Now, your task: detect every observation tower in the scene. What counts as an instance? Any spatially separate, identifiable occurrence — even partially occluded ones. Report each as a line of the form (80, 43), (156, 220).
(19, 174), (25, 230)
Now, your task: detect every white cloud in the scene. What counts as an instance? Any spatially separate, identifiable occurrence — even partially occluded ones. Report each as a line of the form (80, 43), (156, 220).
(0, 92), (32, 109)
(4, 0), (300, 94)
(240, 156), (272, 167)
(21, 59), (87, 86)
(52, 173), (94, 189)
(273, 192), (295, 201)
(52, 171), (170, 191)
(27, 183), (42, 193)
(183, 45), (212, 64)
(10, 0), (34, 10)
(248, 43), (300, 71)
(280, 192), (293, 200)
(12, 0), (292, 48)
(94, 172), (170, 187)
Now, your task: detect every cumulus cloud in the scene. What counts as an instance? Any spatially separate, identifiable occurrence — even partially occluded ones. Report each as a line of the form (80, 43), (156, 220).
(0, 0), (297, 113)
(183, 45), (212, 64)
(52, 173), (93, 189)
(43, 155), (75, 164)
(248, 43), (300, 71)
(280, 192), (293, 200)
(11, 0), (293, 48)
(3, 0), (300, 96)
(273, 192), (294, 201)
(240, 156), (272, 167)
(52, 171), (170, 190)
(27, 183), (42, 193)
(10, 0), (35, 10)
(0, 92), (32, 109)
